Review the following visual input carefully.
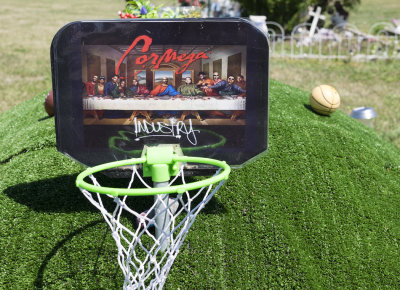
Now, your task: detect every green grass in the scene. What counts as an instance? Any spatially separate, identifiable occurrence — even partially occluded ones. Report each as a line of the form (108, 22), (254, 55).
(269, 0), (400, 149)
(0, 0), (124, 114)
(270, 58), (400, 147)
(2, 0), (400, 154)
(1, 80), (400, 288)
(350, 0), (400, 32)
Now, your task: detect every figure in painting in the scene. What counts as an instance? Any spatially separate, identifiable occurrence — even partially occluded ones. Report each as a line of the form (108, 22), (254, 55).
(150, 77), (181, 97)
(83, 75), (102, 120)
(178, 77), (205, 121)
(105, 75), (119, 97)
(218, 75), (246, 96)
(128, 79), (149, 97)
(85, 75), (98, 96)
(112, 80), (127, 98)
(95, 76), (105, 96)
(236, 75), (246, 90)
(178, 77), (205, 96)
(204, 74), (246, 119)
(201, 72), (222, 96)
(205, 73), (224, 95)
(206, 74), (246, 96)
(149, 77), (181, 119)
(196, 71), (214, 92)
(211, 72), (223, 85)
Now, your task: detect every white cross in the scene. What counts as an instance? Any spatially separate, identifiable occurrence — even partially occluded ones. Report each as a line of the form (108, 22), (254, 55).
(308, 6), (326, 38)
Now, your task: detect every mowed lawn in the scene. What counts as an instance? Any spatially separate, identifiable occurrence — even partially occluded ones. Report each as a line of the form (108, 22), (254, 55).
(1, 0), (399, 150)
(0, 0), (123, 113)
(268, 0), (400, 148)
(1, 1), (400, 288)
(270, 58), (400, 147)
(350, 0), (400, 32)
(1, 80), (399, 288)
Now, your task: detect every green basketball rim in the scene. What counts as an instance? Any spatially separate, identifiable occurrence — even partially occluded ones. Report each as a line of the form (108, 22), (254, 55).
(76, 155), (231, 197)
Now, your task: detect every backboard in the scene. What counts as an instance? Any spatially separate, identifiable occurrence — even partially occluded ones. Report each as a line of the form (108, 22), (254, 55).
(51, 18), (269, 173)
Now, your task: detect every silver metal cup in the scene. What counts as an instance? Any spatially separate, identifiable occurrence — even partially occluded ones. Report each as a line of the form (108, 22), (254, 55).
(350, 107), (377, 128)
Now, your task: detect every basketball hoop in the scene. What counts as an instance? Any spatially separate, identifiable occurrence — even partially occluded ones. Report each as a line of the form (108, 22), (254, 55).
(76, 145), (230, 289)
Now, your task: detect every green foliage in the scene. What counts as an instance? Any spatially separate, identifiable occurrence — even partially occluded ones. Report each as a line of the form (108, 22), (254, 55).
(1, 83), (400, 288)
(270, 58), (400, 148)
(125, 0), (163, 18)
(160, 7), (182, 18)
(122, 0), (201, 18)
(237, 0), (360, 31)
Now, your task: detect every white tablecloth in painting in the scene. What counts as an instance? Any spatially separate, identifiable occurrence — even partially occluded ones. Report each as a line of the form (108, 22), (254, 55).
(83, 96), (246, 111)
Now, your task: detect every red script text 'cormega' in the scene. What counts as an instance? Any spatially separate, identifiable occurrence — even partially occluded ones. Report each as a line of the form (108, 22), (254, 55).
(115, 35), (211, 78)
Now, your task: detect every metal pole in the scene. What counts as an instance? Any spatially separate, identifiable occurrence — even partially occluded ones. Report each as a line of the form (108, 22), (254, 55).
(153, 182), (170, 252)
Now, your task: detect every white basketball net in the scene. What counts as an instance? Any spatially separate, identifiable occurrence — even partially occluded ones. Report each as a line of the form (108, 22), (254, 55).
(78, 165), (224, 290)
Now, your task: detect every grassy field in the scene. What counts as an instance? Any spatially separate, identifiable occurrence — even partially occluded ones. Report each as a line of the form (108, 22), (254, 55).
(0, 0), (123, 113)
(1, 80), (399, 288)
(350, 0), (400, 32)
(268, 0), (400, 147)
(270, 58), (400, 147)
(1, 1), (399, 288)
(1, 0), (399, 150)
(268, 0), (400, 148)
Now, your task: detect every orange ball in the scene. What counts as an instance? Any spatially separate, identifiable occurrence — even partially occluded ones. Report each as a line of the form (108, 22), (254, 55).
(44, 90), (54, 116)
(310, 85), (340, 116)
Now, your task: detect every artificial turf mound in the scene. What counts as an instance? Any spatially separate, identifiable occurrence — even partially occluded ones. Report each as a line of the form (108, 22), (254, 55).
(1, 80), (399, 288)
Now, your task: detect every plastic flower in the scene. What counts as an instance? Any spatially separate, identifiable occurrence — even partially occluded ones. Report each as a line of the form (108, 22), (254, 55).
(140, 6), (148, 15)
(119, 0), (181, 19)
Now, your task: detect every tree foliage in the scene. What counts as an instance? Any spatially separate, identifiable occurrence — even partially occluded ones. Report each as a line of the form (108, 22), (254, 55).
(237, 0), (360, 31)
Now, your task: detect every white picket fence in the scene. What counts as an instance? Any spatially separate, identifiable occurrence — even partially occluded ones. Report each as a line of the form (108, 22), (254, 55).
(266, 21), (400, 60)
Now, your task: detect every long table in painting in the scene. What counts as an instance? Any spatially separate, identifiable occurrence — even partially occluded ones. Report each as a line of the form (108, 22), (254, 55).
(82, 96), (246, 121)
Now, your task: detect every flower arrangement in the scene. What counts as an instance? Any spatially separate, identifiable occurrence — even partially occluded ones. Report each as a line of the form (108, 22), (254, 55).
(118, 0), (202, 19)
(119, 0), (173, 18)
